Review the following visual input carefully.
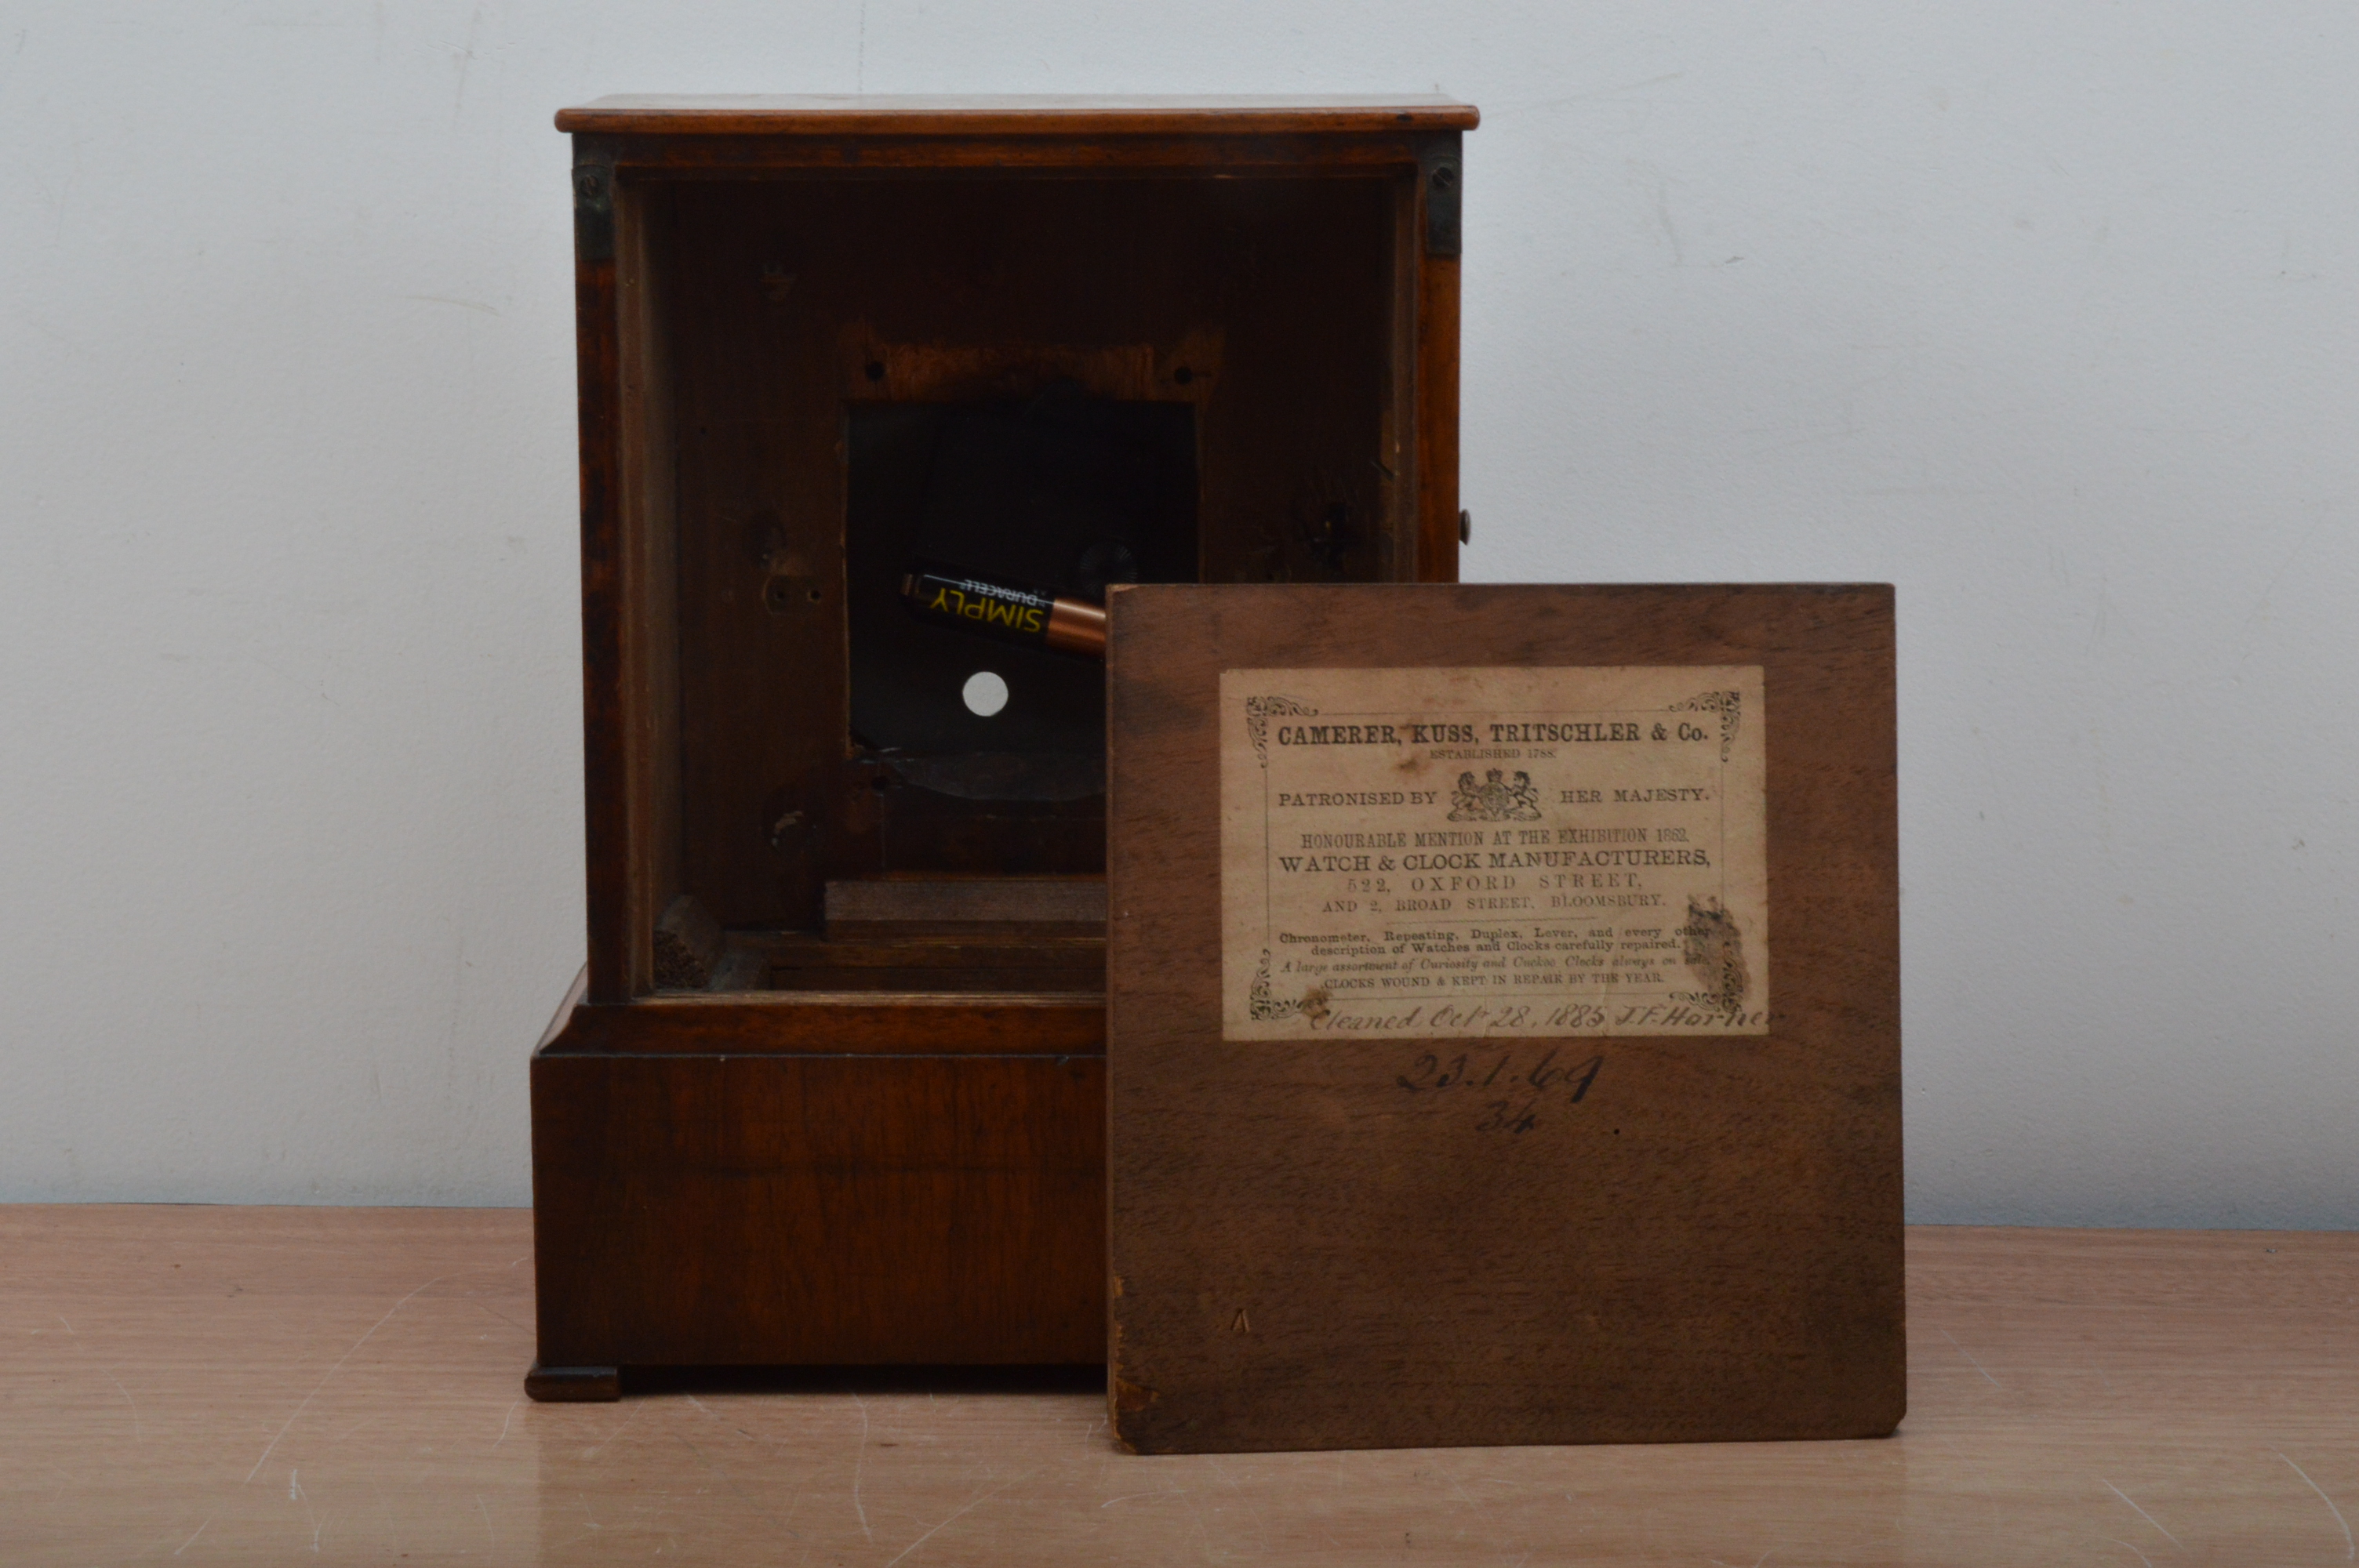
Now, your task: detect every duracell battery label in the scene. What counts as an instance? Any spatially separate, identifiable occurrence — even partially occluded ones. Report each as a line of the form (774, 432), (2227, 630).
(903, 571), (1056, 644)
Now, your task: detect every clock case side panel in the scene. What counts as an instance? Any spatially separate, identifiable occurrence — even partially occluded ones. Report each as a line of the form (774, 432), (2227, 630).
(575, 147), (685, 1005)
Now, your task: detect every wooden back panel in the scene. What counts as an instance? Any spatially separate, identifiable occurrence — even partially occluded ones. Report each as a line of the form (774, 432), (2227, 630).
(1105, 583), (1900, 1452)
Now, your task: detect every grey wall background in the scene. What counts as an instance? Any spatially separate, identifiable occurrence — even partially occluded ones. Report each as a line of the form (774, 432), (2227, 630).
(3, 4), (2352, 1222)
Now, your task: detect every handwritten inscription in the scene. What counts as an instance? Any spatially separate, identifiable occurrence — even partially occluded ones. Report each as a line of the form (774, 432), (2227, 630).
(1396, 1047), (1605, 1134)
(1222, 667), (1769, 1040)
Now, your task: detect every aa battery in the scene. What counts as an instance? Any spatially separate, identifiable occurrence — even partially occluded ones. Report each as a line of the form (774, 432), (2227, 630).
(900, 568), (1107, 659)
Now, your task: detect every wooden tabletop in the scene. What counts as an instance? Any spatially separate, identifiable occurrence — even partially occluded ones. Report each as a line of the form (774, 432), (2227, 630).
(554, 95), (1481, 136)
(4, 1206), (2354, 1565)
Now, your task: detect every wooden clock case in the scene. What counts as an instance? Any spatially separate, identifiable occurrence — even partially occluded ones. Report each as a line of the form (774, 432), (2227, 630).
(526, 96), (1477, 1399)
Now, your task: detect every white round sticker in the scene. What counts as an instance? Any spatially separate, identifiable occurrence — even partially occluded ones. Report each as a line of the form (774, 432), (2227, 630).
(961, 670), (1009, 717)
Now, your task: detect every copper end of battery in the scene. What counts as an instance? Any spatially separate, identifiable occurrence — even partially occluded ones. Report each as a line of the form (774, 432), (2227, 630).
(1044, 597), (1108, 658)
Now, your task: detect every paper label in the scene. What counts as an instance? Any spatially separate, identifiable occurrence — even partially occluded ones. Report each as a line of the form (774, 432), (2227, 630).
(1219, 666), (1768, 1039)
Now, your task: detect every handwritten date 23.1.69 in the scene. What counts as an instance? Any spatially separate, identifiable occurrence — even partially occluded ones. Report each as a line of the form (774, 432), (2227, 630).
(1394, 1047), (1604, 1134)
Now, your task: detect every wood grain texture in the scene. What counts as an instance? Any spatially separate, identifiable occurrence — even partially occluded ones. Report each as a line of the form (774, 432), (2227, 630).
(537, 971), (1103, 1057)
(740, 931), (1104, 993)
(557, 94), (1481, 136)
(664, 179), (855, 928)
(576, 169), (686, 1002)
(1412, 254), (1461, 582)
(532, 1050), (1106, 1370)
(617, 182), (684, 993)
(573, 195), (632, 1000)
(578, 129), (1456, 175)
(6, 1209), (2357, 1565)
(825, 877), (1108, 935)
(1105, 584), (1901, 1452)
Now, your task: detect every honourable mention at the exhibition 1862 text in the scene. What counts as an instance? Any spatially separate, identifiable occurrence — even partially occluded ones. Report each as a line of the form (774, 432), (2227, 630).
(1220, 666), (1768, 1040)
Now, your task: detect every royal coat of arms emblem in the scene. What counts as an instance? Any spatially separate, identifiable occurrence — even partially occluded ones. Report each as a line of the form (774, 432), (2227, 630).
(1446, 767), (1543, 822)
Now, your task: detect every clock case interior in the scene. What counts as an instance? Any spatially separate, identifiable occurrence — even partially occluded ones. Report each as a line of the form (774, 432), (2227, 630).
(630, 174), (1425, 999)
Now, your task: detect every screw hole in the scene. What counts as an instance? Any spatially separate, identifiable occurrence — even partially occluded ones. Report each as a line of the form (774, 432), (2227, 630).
(1172, 366), (1194, 386)
(864, 360), (885, 382)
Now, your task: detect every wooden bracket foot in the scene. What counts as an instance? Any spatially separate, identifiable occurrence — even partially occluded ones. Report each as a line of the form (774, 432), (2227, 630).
(525, 1362), (620, 1402)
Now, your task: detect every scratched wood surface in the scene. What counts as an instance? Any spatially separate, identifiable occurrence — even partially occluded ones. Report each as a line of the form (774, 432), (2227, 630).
(1106, 583), (1902, 1452)
(3, 1208), (2354, 1565)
